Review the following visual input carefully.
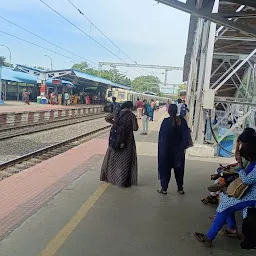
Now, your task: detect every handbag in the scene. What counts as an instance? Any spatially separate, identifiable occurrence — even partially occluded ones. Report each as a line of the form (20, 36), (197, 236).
(227, 177), (249, 199)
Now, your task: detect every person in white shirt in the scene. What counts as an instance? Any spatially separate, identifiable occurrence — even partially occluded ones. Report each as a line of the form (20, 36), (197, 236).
(176, 99), (183, 116)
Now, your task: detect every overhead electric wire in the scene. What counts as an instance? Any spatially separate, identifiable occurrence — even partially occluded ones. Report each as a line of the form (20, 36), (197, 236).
(38, 0), (145, 76)
(67, 0), (140, 66)
(0, 15), (96, 67)
(0, 30), (83, 63)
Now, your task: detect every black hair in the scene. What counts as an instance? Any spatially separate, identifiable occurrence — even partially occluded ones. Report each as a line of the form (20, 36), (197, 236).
(121, 101), (133, 110)
(143, 99), (147, 103)
(240, 131), (256, 160)
(238, 128), (256, 143)
(168, 104), (182, 136)
(168, 104), (178, 116)
(177, 99), (182, 104)
(137, 98), (140, 101)
(112, 97), (116, 102)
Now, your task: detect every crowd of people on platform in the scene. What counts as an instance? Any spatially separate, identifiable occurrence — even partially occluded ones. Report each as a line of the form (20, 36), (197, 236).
(100, 97), (256, 250)
(46, 91), (104, 106)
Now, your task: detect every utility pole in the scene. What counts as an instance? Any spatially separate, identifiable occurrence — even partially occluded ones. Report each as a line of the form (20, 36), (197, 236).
(0, 44), (11, 64)
(44, 55), (53, 70)
(164, 69), (168, 87)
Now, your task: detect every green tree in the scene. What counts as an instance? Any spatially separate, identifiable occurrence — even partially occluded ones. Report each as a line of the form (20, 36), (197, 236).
(0, 56), (13, 68)
(72, 61), (88, 71)
(177, 83), (187, 95)
(71, 62), (132, 86)
(131, 75), (161, 93)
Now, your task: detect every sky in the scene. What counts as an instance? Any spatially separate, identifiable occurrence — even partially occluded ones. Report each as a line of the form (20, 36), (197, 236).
(0, 0), (190, 86)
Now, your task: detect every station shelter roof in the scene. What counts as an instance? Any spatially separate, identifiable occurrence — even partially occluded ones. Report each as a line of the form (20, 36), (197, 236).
(71, 69), (131, 90)
(1, 66), (75, 87)
(183, 1), (256, 98)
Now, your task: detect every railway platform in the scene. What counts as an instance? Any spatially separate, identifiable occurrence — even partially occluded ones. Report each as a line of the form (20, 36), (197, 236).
(0, 101), (104, 129)
(0, 110), (253, 256)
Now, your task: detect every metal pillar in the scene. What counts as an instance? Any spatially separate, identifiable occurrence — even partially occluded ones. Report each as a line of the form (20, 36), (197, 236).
(0, 65), (4, 104)
(187, 18), (204, 128)
(196, 0), (219, 144)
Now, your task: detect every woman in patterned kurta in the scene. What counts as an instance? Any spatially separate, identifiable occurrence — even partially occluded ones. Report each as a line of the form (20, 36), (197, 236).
(193, 130), (256, 247)
(100, 101), (139, 187)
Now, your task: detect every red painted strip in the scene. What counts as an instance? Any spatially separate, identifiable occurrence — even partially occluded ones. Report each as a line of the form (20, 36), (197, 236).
(50, 110), (54, 121)
(28, 112), (34, 123)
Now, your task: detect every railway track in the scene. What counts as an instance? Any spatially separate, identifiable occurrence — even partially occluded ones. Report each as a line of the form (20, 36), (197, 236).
(0, 125), (111, 180)
(0, 113), (106, 140)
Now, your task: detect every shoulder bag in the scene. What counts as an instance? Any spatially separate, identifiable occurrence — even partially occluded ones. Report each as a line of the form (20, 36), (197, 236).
(227, 177), (249, 199)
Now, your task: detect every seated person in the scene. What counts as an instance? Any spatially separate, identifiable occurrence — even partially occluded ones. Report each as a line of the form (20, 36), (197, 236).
(193, 129), (256, 248)
(201, 128), (255, 205)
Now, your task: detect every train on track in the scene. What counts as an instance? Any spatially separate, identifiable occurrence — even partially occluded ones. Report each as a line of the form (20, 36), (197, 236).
(104, 88), (170, 112)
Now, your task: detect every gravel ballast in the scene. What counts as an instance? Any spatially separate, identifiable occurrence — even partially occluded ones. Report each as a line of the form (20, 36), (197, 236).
(0, 117), (109, 163)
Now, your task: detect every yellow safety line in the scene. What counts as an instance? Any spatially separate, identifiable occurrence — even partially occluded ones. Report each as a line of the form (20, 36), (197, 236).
(38, 183), (109, 256)
(38, 110), (167, 256)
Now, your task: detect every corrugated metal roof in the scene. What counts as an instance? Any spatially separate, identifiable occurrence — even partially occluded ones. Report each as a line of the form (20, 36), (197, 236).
(1, 66), (37, 83)
(1, 66), (75, 87)
(72, 69), (131, 90)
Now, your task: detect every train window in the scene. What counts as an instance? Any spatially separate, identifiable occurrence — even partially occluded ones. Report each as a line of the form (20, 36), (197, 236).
(107, 91), (113, 97)
(118, 92), (125, 100)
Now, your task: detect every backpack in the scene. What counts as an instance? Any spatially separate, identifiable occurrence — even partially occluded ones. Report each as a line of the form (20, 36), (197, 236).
(144, 104), (151, 115)
(180, 104), (187, 117)
(109, 111), (129, 151)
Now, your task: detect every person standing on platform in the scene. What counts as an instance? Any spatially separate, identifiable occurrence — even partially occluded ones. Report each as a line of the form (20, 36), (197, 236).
(176, 98), (183, 116)
(157, 104), (191, 195)
(166, 99), (170, 111)
(180, 100), (189, 119)
(24, 90), (30, 105)
(136, 98), (143, 119)
(64, 92), (69, 106)
(110, 96), (120, 113)
(155, 99), (160, 111)
(149, 99), (156, 121)
(100, 101), (139, 187)
(141, 99), (150, 135)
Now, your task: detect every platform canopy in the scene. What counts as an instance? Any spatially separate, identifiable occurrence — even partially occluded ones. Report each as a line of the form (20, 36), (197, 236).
(14, 65), (131, 91)
(2, 66), (75, 87)
(158, 0), (256, 98)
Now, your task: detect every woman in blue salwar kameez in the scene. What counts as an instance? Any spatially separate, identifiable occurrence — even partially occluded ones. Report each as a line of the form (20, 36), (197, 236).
(157, 104), (190, 195)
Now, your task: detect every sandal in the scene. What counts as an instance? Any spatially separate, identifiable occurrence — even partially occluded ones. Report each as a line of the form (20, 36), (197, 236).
(157, 189), (167, 195)
(193, 232), (213, 247)
(218, 229), (240, 238)
(201, 196), (218, 205)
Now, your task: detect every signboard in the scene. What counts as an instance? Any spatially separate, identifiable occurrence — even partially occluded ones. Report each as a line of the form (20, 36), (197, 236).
(52, 79), (62, 85)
